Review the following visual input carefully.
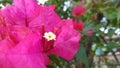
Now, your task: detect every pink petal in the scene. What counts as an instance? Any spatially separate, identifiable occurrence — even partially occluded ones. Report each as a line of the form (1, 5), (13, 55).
(51, 27), (81, 60)
(60, 19), (74, 29)
(72, 5), (85, 17)
(8, 33), (42, 54)
(73, 21), (84, 31)
(9, 25), (32, 41)
(86, 29), (93, 37)
(0, 39), (15, 68)
(1, 5), (26, 26)
(1, 0), (40, 26)
(0, 53), (14, 68)
(0, 39), (14, 54)
(7, 53), (47, 68)
(8, 33), (50, 65)
(13, 0), (40, 22)
(29, 5), (61, 31)
(0, 33), (49, 68)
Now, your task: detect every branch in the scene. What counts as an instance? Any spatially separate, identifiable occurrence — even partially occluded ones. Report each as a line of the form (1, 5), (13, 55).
(100, 35), (120, 64)
(116, 0), (120, 8)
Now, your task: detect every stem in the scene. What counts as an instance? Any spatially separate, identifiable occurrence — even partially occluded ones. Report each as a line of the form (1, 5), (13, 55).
(112, 51), (120, 63)
(100, 35), (120, 64)
(116, 0), (120, 8)
(67, 61), (71, 68)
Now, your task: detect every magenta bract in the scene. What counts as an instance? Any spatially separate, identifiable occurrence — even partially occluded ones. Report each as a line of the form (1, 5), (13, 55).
(73, 21), (84, 31)
(72, 3), (85, 17)
(0, 0), (81, 68)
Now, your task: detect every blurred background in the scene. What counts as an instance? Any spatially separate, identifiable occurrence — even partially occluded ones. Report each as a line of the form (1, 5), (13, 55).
(0, 0), (120, 68)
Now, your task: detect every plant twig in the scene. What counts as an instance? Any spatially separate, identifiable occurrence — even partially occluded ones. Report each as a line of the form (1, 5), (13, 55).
(116, 0), (120, 8)
(100, 35), (120, 64)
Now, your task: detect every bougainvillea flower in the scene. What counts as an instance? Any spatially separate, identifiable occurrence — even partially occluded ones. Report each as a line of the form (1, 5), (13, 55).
(28, 3), (81, 60)
(1, 0), (81, 67)
(73, 21), (84, 31)
(86, 29), (93, 37)
(0, 13), (48, 68)
(72, 3), (85, 17)
(30, 17), (81, 60)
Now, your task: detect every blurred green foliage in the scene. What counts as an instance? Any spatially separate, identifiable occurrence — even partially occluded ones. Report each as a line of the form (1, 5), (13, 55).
(0, 0), (12, 5)
(45, 0), (120, 68)
(1, 0), (120, 68)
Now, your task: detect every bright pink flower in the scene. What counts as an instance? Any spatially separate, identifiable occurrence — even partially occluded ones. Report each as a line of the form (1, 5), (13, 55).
(73, 21), (84, 31)
(1, 0), (81, 67)
(80, 1), (85, 6)
(86, 29), (93, 37)
(0, 13), (47, 68)
(28, 5), (81, 60)
(72, 3), (85, 17)
(30, 17), (81, 60)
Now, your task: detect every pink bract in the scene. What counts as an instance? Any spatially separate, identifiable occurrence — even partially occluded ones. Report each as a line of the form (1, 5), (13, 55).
(1, 0), (81, 67)
(86, 29), (93, 37)
(72, 3), (85, 17)
(0, 34), (48, 68)
(73, 21), (84, 31)
(0, 13), (47, 68)
(1, 0), (40, 26)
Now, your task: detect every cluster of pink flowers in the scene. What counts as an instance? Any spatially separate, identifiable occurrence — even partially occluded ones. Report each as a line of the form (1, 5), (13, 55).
(72, 2), (85, 32)
(0, 0), (81, 68)
(86, 29), (93, 37)
(72, 2), (93, 37)
(73, 21), (84, 31)
(72, 2), (85, 17)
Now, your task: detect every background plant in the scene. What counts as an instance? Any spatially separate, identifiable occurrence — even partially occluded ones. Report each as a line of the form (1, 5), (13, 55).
(1, 0), (120, 68)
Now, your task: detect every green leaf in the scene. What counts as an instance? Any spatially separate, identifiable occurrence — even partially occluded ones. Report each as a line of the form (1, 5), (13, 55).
(117, 10), (120, 25)
(76, 45), (89, 68)
(49, 55), (62, 68)
(101, 7), (117, 20)
(107, 42), (117, 52)
(108, 29), (115, 37)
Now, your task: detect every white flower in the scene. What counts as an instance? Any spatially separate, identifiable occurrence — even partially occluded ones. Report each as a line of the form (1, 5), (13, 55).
(43, 32), (56, 41)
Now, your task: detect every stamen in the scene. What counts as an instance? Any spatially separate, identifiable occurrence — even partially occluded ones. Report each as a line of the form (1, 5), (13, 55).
(53, 27), (59, 34)
(41, 24), (45, 48)
(41, 24), (45, 36)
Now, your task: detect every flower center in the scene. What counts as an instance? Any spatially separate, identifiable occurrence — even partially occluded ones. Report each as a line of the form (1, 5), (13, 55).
(43, 32), (56, 41)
